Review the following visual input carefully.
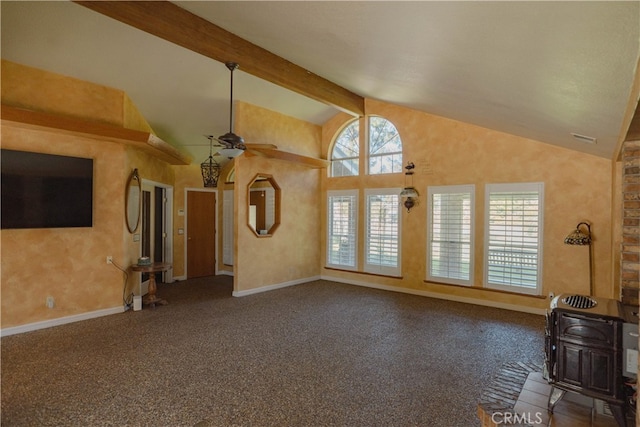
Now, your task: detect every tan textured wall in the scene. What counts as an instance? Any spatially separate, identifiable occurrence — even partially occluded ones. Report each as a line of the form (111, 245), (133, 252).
(322, 99), (614, 311)
(233, 102), (323, 292)
(0, 60), (174, 328)
(2, 60), (153, 132)
(1, 125), (127, 327)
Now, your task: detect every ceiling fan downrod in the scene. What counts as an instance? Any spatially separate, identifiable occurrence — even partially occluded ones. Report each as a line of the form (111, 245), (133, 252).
(218, 61), (245, 149)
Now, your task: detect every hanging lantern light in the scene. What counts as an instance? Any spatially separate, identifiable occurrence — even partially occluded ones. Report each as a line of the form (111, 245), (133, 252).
(201, 135), (221, 187)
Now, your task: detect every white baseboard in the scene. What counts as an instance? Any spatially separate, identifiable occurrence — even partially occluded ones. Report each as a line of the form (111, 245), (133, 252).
(233, 275), (320, 297)
(217, 270), (234, 277)
(321, 275), (546, 316)
(1, 306), (124, 337)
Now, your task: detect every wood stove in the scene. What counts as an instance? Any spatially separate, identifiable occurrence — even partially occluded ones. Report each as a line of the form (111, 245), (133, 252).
(544, 294), (628, 426)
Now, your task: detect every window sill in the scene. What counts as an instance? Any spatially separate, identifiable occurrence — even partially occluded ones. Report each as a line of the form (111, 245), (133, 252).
(324, 266), (403, 280)
(423, 280), (546, 299)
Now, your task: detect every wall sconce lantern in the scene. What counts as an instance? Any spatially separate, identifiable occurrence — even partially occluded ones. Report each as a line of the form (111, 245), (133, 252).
(564, 221), (593, 296)
(201, 135), (221, 187)
(400, 161), (419, 212)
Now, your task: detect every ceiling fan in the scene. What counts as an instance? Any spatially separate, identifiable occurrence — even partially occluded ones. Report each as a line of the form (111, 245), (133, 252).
(210, 61), (329, 169)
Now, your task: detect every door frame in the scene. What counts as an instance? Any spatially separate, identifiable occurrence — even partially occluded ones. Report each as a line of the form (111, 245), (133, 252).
(184, 187), (219, 278)
(141, 179), (174, 289)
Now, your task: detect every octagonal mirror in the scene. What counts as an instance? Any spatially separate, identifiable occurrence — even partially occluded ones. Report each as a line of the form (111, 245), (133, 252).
(247, 173), (280, 237)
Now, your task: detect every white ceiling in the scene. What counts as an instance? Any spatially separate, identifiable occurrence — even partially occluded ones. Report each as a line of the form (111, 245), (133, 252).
(2, 1), (639, 164)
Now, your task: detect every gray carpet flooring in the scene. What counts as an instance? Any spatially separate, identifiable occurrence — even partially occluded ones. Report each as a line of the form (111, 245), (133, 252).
(1, 277), (544, 426)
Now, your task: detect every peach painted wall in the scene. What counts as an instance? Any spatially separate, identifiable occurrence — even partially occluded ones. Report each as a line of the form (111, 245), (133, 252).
(1, 125), (127, 327)
(321, 99), (614, 312)
(2, 60), (152, 131)
(1, 61), (176, 328)
(233, 102), (323, 292)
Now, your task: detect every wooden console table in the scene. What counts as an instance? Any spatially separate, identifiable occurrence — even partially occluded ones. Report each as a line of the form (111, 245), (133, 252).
(130, 262), (171, 308)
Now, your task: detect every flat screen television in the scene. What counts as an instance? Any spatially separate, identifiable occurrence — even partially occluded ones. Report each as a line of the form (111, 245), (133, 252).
(1, 149), (94, 229)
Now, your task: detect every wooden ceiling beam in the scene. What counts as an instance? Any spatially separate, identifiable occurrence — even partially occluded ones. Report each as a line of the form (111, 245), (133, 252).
(75, 1), (365, 116)
(246, 147), (329, 169)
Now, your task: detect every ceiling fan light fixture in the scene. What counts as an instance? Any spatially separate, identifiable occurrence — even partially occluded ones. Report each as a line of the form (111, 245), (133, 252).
(218, 147), (245, 159)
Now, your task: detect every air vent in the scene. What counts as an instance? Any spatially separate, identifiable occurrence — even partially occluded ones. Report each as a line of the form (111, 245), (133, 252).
(562, 294), (597, 309)
(571, 133), (597, 144)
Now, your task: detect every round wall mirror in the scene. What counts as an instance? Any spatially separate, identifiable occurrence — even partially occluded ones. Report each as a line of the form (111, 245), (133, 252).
(247, 173), (280, 237)
(125, 168), (141, 233)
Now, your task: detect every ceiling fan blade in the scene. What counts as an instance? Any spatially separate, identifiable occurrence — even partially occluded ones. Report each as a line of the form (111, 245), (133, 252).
(243, 149), (262, 158)
(247, 147), (329, 169)
(245, 143), (278, 150)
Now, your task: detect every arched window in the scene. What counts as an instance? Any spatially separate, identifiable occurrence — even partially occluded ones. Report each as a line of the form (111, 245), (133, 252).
(330, 119), (359, 177)
(330, 116), (403, 177)
(368, 116), (402, 175)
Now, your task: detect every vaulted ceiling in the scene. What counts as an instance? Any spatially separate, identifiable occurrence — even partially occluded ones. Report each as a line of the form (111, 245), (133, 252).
(2, 1), (639, 164)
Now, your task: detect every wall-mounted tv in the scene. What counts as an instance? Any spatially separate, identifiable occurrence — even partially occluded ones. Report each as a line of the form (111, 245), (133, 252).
(1, 149), (94, 229)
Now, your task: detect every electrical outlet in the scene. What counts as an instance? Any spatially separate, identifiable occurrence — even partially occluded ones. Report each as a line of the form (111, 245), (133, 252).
(46, 296), (55, 309)
(548, 292), (554, 300)
(106, 256), (113, 264)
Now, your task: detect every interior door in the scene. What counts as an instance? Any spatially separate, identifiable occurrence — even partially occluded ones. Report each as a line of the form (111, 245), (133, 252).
(187, 191), (216, 278)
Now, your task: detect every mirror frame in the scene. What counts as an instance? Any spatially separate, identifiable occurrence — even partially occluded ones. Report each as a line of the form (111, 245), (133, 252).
(125, 168), (142, 233)
(247, 173), (281, 237)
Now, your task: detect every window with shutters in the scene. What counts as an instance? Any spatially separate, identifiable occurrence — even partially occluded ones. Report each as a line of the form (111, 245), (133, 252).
(427, 185), (474, 286)
(484, 182), (544, 295)
(327, 190), (358, 269)
(365, 189), (401, 276)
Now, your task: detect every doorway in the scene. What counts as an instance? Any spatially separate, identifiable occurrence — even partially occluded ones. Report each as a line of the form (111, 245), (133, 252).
(141, 180), (174, 292)
(186, 190), (217, 278)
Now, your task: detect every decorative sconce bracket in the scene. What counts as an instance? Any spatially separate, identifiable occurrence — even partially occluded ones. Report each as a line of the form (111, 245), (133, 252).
(400, 161), (419, 212)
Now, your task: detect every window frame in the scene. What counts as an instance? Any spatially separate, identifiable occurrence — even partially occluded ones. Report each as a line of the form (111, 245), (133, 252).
(364, 188), (402, 277)
(326, 190), (358, 270)
(426, 185), (475, 286)
(483, 182), (544, 296)
(330, 119), (360, 178)
(367, 116), (403, 175)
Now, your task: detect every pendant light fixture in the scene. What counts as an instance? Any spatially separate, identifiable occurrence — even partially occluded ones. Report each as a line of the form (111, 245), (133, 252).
(201, 135), (221, 187)
(217, 61), (246, 159)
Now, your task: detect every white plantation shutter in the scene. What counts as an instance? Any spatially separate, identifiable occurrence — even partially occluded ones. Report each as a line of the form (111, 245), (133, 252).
(484, 183), (544, 295)
(365, 189), (401, 276)
(327, 190), (358, 269)
(427, 185), (474, 285)
(223, 190), (234, 266)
